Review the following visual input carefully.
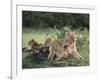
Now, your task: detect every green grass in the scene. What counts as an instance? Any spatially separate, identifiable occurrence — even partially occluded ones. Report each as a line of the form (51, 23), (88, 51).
(22, 28), (46, 47)
(22, 28), (89, 69)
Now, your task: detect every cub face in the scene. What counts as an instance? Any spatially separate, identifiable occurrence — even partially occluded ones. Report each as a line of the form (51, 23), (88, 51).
(28, 39), (38, 47)
(67, 32), (77, 42)
(64, 31), (77, 47)
(23, 39), (39, 52)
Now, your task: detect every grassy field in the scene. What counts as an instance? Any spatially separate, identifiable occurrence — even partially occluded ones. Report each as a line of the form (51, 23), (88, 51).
(22, 27), (89, 69)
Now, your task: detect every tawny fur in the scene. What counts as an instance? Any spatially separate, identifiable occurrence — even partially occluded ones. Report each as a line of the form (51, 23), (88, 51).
(45, 33), (67, 61)
(24, 39), (39, 52)
(64, 32), (83, 59)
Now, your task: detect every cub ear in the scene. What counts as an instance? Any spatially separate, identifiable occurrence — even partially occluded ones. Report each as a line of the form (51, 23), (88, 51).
(45, 33), (49, 38)
(31, 39), (35, 42)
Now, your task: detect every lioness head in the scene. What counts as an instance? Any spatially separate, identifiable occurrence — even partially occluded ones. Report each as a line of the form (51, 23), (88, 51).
(45, 33), (56, 45)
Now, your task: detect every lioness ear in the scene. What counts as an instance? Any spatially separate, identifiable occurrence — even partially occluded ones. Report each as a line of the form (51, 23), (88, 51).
(74, 32), (77, 35)
(67, 32), (71, 36)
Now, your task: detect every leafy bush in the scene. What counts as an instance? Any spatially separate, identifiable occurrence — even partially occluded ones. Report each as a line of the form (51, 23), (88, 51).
(47, 26), (89, 66)
(48, 26), (72, 39)
(76, 28), (89, 52)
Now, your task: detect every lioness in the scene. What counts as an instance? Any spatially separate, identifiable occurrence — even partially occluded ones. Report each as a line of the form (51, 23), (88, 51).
(45, 33), (67, 61)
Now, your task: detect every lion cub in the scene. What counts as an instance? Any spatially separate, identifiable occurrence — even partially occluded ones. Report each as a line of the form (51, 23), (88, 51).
(24, 39), (39, 52)
(64, 32), (83, 60)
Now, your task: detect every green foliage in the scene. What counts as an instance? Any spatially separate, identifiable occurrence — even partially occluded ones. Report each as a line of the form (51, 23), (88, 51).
(48, 26), (72, 39)
(55, 26), (72, 39)
(76, 28), (89, 52)
(22, 11), (89, 29)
